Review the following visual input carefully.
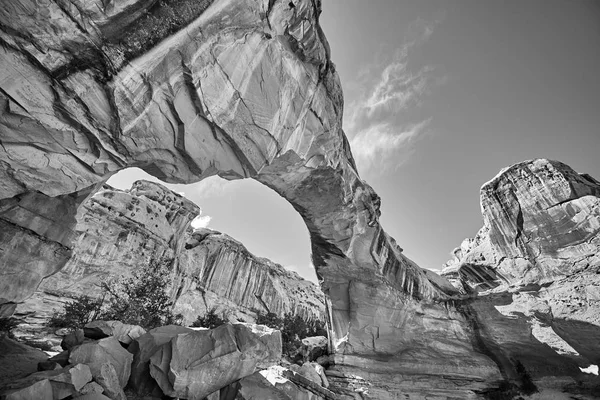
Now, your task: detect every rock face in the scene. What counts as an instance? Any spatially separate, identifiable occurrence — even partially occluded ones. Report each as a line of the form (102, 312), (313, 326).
(174, 227), (325, 322)
(442, 159), (600, 390)
(148, 323), (281, 399)
(40, 181), (199, 299)
(443, 159), (600, 291)
(17, 180), (325, 325)
(3, 0), (577, 397)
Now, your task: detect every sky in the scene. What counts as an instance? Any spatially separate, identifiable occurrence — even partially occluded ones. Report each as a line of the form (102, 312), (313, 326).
(109, 0), (600, 283)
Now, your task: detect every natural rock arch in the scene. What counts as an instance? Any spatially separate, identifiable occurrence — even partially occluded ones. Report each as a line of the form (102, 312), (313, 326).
(0, 0), (516, 396)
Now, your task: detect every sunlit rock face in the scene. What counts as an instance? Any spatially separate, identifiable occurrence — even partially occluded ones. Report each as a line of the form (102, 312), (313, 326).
(37, 180), (197, 297)
(19, 181), (325, 326)
(175, 228), (325, 323)
(442, 159), (600, 291)
(442, 159), (600, 389)
(0, 0), (506, 396)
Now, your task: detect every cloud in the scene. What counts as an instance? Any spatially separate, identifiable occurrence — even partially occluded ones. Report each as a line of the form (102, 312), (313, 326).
(345, 18), (442, 173)
(191, 213), (211, 230)
(350, 119), (432, 172)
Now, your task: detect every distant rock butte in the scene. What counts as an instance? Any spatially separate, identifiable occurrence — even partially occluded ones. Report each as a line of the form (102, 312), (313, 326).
(2, 0), (598, 396)
(20, 180), (325, 325)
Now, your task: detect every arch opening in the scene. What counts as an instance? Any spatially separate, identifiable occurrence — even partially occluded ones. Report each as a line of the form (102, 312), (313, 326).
(106, 167), (318, 283)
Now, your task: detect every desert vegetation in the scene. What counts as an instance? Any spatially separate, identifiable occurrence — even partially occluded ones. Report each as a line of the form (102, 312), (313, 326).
(48, 258), (182, 330)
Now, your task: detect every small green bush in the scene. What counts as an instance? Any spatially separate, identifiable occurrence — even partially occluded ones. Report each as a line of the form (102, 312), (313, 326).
(192, 308), (227, 329)
(48, 295), (103, 329)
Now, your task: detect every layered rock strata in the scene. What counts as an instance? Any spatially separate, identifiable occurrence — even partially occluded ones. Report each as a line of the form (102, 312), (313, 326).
(18, 180), (325, 325)
(174, 228), (325, 323)
(0, 0), (546, 396)
(443, 159), (600, 291)
(442, 159), (600, 389)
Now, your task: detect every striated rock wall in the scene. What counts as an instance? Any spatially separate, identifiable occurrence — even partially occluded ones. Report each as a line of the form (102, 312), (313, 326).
(174, 228), (325, 323)
(442, 159), (600, 291)
(20, 180), (325, 325)
(442, 159), (600, 392)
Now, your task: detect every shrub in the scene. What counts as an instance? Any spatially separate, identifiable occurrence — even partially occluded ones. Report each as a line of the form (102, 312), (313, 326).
(48, 295), (103, 329)
(192, 308), (227, 329)
(101, 258), (182, 329)
(254, 310), (327, 355)
(255, 312), (283, 329)
(46, 258), (182, 331)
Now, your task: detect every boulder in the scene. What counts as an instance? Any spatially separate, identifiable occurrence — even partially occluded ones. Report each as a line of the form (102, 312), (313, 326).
(0, 336), (48, 387)
(1, 364), (92, 400)
(94, 363), (126, 400)
(299, 363), (328, 388)
(128, 325), (194, 395)
(232, 323), (282, 368)
(61, 329), (85, 351)
(1, 379), (53, 400)
(300, 336), (328, 362)
(68, 337), (132, 388)
(48, 351), (69, 368)
(83, 320), (146, 345)
(49, 364), (92, 395)
(222, 366), (333, 400)
(37, 361), (62, 372)
(219, 371), (294, 400)
(75, 381), (104, 396)
(149, 323), (281, 399)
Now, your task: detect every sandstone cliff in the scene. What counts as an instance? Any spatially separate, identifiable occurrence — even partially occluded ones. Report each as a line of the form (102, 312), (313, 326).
(442, 159), (600, 291)
(442, 159), (600, 391)
(19, 180), (325, 326)
(175, 228), (325, 323)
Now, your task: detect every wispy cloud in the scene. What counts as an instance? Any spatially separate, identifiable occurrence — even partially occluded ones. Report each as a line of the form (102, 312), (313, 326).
(345, 18), (442, 173)
(350, 119), (432, 171)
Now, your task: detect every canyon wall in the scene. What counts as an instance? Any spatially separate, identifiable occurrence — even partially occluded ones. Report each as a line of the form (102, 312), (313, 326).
(442, 159), (600, 391)
(443, 159), (600, 291)
(20, 180), (325, 326)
